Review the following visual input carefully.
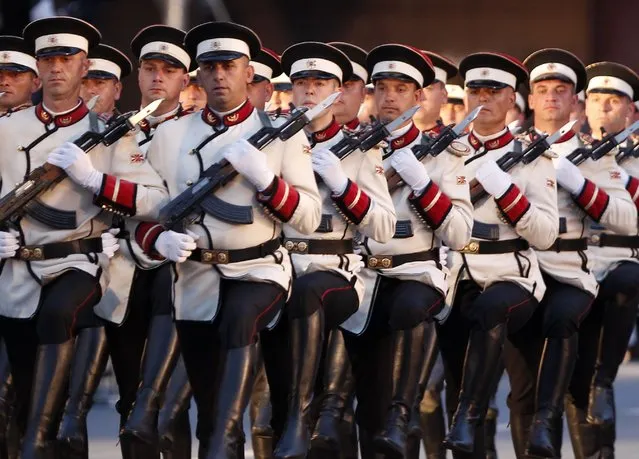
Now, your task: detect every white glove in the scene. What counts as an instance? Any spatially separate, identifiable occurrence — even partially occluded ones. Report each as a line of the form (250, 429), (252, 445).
(154, 229), (199, 263)
(439, 245), (450, 267)
(555, 156), (586, 195)
(312, 148), (349, 194)
(0, 230), (19, 259)
(221, 139), (275, 191)
(390, 148), (431, 194)
(47, 142), (103, 193)
(101, 228), (120, 259)
(474, 160), (512, 197)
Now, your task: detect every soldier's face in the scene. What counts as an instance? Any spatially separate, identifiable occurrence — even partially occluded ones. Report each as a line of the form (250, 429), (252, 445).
(80, 77), (121, 114)
(440, 102), (466, 126)
(420, 81), (448, 120)
(0, 69), (39, 111)
(332, 79), (365, 124)
(138, 59), (188, 105)
(180, 82), (207, 112)
(36, 53), (89, 99)
(247, 80), (274, 111)
(466, 86), (514, 128)
(291, 77), (339, 109)
(373, 78), (421, 124)
(586, 92), (633, 138)
(529, 80), (576, 123)
(198, 57), (254, 111)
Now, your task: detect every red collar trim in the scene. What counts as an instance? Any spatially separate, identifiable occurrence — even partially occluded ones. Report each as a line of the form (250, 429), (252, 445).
(556, 129), (576, 144)
(468, 129), (514, 151)
(139, 105), (190, 135)
(390, 123), (421, 150)
(344, 118), (360, 131)
(423, 121), (444, 136)
(202, 100), (254, 127)
(35, 102), (89, 127)
(312, 118), (341, 144)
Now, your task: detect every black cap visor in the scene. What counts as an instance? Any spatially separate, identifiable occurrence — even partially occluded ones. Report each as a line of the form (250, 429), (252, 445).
(291, 70), (340, 81)
(372, 72), (420, 87)
(36, 46), (83, 58)
(465, 79), (509, 90)
(85, 70), (118, 80)
(588, 88), (632, 99)
(197, 50), (247, 63)
(0, 63), (33, 73)
(141, 52), (186, 69)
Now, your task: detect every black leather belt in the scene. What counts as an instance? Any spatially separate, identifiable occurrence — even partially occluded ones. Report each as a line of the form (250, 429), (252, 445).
(283, 238), (353, 255)
(14, 238), (103, 261)
(458, 238), (529, 255)
(189, 238), (280, 265)
(546, 238), (588, 252)
(590, 233), (639, 249)
(363, 248), (439, 269)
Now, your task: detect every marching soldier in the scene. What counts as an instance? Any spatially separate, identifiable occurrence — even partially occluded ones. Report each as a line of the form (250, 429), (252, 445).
(566, 62), (639, 459)
(329, 42), (368, 131)
(346, 44), (472, 458)
(270, 72), (293, 116)
(439, 52), (559, 458)
(441, 78), (466, 127)
(248, 47), (281, 111)
(413, 51), (456, 134)
(0, 16), (166, 458)
(180, 69), (207, 112)
(272, 41), (396, 459)
(133, 21), (321, 458)
(80, 43), (131, 120)
(0, 33), (40, 459)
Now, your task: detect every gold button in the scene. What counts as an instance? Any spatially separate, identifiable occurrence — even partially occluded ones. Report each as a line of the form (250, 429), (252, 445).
(297, 241), (308, 252)
(186, 180), (193, 186)
(590, 234), (600, 245)
(20, 247), (31, 260)
(381, 257), (392, 268)
(368, 257), (378, 268)
(33, 248), (43, 260)
(284, 240), (294, 251)
(217, 252), (228, 263)
(202, 251), (213, 262)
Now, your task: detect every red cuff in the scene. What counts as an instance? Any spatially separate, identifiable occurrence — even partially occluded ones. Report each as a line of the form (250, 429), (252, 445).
(94, 174), (137, 216)
(332, 180), (371, 225)
(257, 176), (300, 222)
(574, 179), (610, 222)
(495, 184), (531, 226)
(408, 181), (452, 229)
(134, 222), (165, 260)
(626, 176), (639, 210)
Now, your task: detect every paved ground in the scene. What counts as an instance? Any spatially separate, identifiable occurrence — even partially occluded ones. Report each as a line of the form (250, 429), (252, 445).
(86, 362), (639, 458)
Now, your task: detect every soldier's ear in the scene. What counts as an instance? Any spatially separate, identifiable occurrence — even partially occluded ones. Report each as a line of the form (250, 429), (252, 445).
(246, 62), (255, 85)
(114, 81), (123, 101)
(265, 82), (274, 102)
(180, 71), (189, 91)
(80, 54), (90, 79)
(30, 75), (42, 94)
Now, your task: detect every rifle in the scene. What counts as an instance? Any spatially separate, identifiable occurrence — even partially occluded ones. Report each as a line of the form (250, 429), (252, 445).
(616, 139), (639, 165)
(0, 99), (163, 228)
(567, 120), (639, 166)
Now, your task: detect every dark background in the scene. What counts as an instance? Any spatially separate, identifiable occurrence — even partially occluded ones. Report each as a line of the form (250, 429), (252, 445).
(1, 0), (638, 110)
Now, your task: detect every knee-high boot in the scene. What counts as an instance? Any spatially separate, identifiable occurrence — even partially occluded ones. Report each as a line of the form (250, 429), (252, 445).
(310, 329), (353, 453)
(121, 315), (180, 447)
(158, 357), (192, 459)
(407, 322), (439, 439)
(565, 396), (602, 459)
(0, 340), (18, 459)
(203, 344), (259, 459)
(21, 341), (75, 459)
(509, 413), (532, 459)
(419, 395), (446, 459)
(526, 336), (577, 458)
(373, 322), (427, 458)
(443, 323), (506, 455)
(250, 349), (273, 459)
(274, 309), (324, 459)
(588, 292), (637, 426)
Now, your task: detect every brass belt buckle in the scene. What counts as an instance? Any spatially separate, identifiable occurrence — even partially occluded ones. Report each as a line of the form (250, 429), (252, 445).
(200, 249), (229, 264)
(283, 238), (309, 254)
(366, 255), (393, 269)
(459, 241), (480, 254)
(18, 245), (44, 261)
(589, 234), (601, 246)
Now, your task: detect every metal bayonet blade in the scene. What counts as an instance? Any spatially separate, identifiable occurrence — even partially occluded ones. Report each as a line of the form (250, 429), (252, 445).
(614, 119), (639, 144)
(304, 92), (341, 121)
(86, 95), (100, 110)
(453, 105), (483, 136)
(129, 98), (164, 126)
(384, 105), (421, 133)
(544, 119), (578, 147)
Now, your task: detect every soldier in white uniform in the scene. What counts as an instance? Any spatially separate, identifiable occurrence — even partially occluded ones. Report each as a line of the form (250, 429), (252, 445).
(0, 16), (166, 458)
(439, 52), (559, 458)
(565, 63), (639, 459)
(502, 49), (625, 458)
(336, 44), (472, 458)
(80, 43), (131, 120)
(328, 42), (368, 132)
(0, 33), (40, 459)
(248, 47), (281, 111)
(270, 41), (396, 459)
(133, 22), (321, 459)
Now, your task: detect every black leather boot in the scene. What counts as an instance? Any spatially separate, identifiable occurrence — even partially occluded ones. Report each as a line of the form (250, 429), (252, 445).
(588, 291), (636, 426)
(158, 356), (192, 458)
(204, 344), (259, 459)
(338, 398), (358, 459)
(359, 428), (384, 459)
(21, 340), (75, 459)
(565, 396), (602, 459)
(374, 322), (427, 458)
(407, 323), (439, 439)
(419, 398), (446, 459)
(485, 406), (498, 459)
(250, 350), (273, 459)
(526, 336), (577, 458)
(310, 329), (353, 453)
(510, 413), (532, 459)
(0, 339), (18, 459)
(274, 309), (324, 459)
(122, 315), (181, 447)
(600, 420), (615, 459)
(444, 323), (506, 455)
(56, 327), (109, 459)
